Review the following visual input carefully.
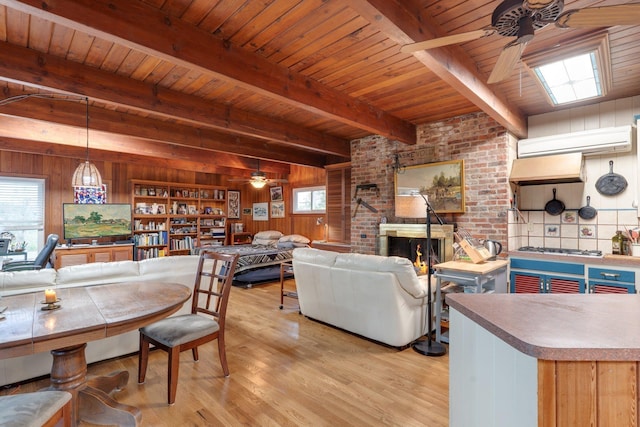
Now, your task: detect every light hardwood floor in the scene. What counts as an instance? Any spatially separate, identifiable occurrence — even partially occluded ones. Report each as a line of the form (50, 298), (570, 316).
(10, 278), (449, 426)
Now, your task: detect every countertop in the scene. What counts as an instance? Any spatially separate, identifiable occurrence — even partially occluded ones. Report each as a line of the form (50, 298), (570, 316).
(508, 251), (640, 268)
(446, 293), (640, 361)
(434, 259), (508, 274)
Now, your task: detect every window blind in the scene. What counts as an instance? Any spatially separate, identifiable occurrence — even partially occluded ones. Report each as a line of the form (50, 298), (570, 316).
(0, 177), (45, 231)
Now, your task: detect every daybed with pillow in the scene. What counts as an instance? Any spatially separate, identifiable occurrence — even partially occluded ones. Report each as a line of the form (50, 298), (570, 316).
(199, 230), (310, 287)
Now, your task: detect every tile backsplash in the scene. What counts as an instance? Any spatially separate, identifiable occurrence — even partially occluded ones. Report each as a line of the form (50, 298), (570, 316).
(508, 209), (639, 255)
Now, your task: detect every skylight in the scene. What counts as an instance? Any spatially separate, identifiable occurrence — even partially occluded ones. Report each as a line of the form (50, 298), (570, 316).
(533, 52), (601, 105)
(523, 31), (611, 107)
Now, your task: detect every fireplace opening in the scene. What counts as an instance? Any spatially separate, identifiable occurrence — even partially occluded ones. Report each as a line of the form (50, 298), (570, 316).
(378, 223), (454, 263)
(388, 236), (441, 267)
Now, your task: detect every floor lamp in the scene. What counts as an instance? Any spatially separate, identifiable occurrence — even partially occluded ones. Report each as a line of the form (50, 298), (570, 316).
(395, 193), (446, 357)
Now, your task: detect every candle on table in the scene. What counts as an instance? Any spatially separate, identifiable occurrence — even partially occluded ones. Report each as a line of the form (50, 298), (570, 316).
(45, 289), (57, 303)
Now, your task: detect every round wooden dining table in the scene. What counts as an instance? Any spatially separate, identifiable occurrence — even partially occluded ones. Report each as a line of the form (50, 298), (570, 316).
(0, 281), (191, 426)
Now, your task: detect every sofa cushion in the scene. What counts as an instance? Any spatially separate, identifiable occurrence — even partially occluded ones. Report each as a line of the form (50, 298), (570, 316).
(334, 253), (426, 299)
(1, 269), (57, 296)
(56, 260), (140, 288)
(293, 247), (338, 267)
(137, 255), (199, 285)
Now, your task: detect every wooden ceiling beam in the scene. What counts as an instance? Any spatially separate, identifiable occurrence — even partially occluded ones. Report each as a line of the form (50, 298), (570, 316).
(0, 41), (349, 158)
(350, 0), (528, 139)
(0, 114), (292, 175)
(5, 0), (417, 145)
(0, 94), (327, 168)
(0, 136), (253, 177)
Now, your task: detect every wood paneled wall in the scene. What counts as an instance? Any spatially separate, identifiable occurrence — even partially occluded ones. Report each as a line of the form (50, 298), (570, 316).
(0, 149), (326, 243)
(235, 164), (327, 240)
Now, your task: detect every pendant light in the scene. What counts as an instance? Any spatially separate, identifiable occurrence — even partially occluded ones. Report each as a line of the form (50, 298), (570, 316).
(71, 97), (102, 187)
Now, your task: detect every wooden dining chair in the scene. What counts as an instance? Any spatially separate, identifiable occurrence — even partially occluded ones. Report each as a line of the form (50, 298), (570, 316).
(137, 249), (240, 405)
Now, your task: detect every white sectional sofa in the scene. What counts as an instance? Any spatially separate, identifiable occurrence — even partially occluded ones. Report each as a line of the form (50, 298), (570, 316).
(0, 255), (200, 386)
(292, 247), (431, 347)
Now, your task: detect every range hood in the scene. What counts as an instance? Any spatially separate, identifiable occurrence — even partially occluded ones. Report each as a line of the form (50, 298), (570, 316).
(509, 153), (585, 186)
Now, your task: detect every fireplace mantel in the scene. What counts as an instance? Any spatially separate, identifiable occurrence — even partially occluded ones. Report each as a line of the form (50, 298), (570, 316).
(378, 223), (454, 262)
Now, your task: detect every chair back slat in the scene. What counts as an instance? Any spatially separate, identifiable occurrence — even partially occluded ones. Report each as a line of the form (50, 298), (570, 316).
(191, 250), (239, 324)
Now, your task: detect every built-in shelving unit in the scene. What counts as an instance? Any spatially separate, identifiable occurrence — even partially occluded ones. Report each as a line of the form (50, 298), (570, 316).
(130, 180), (228, 260)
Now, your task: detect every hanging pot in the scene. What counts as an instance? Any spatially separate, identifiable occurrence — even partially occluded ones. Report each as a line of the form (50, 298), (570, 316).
(544, 188), (565, 216)
(578, 196), (597, 220)
(596, 160), (627, 196)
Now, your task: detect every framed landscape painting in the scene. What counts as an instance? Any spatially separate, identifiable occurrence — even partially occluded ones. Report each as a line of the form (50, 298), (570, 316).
(395, 159), (465, 213)
(253, 202), (268, 221)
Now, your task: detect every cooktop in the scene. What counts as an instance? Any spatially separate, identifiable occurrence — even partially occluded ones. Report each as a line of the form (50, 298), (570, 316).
(517, 246), (603, 258)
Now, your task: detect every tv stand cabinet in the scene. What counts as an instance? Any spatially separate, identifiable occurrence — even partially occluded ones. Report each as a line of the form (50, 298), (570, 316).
(53, 244), (134, 269)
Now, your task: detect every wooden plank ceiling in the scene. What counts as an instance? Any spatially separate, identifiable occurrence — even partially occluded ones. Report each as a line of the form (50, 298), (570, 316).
(0, 0), (638, 178)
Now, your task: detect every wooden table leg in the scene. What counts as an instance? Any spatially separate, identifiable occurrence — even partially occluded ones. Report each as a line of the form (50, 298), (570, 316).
(48, 343), (141, 426)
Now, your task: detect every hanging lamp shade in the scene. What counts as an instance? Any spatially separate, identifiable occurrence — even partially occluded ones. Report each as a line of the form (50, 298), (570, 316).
(72, 97), (102, 187)
(72, 160), (103, 187)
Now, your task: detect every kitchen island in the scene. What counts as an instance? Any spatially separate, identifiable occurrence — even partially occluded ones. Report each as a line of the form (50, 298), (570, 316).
(446, 293), (640, 427)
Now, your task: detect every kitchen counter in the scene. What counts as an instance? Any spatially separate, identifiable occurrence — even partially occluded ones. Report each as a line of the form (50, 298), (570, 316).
(447, 293), (640, 361)
(508, 250), (640, 267)
(447, 293), (640, 427)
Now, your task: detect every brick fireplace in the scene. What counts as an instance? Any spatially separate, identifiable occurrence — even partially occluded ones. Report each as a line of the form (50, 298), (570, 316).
(349, 112), (513, 255)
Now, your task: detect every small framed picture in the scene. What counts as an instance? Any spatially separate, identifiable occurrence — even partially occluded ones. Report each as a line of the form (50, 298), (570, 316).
(188, 205), (197, 215)
(253, 202), (269, 221)
(182, 190), (189, 198)
(157, 204), (166, 215)
(270, 186), (283, 201)
(147, 188), (156, 196)
(271, 201), (285, 218)
(177, 203), (187, 215)
(204, 206), (213, 215)
(242, 208), (252, 215)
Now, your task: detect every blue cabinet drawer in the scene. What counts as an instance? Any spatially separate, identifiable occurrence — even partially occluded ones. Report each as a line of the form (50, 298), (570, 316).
(588, 268), (635, 284)
(510, 258), (584, 276)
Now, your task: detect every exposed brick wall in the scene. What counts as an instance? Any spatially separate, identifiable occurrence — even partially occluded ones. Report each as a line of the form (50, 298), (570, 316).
(350, 112), (510, 254)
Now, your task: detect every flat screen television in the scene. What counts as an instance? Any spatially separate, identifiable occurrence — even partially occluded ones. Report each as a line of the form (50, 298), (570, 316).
(63, 203), (132, 240)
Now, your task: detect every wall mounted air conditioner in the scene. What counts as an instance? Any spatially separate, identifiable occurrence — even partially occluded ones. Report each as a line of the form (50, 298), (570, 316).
(518, 125), (634, 158)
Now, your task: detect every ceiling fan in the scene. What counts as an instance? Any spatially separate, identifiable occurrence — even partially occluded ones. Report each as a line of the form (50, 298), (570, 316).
(228, 162), (288, 189)
(401, 0), (640, 84)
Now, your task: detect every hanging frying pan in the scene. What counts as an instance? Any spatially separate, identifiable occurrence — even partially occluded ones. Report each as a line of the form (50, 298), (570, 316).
(578, 196), (597, 220)
(596, 160), (627, 196)
(545, 188), (565, 216)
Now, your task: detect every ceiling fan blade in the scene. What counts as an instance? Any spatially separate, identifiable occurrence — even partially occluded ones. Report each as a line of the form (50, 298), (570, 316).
(556, 4), (640, 28)
(400, 28), (495, 53)
(487, 41), (526, 84)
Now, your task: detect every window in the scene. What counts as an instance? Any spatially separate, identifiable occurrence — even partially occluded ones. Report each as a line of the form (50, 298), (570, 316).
(524, 31), (611, 107)
(292, 186), (326, 214)
(0, 176), (46, 258)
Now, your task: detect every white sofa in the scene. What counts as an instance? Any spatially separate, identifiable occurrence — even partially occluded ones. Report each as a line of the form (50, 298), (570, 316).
(0, 255), (200, 386)
(292, 247), (431, 347)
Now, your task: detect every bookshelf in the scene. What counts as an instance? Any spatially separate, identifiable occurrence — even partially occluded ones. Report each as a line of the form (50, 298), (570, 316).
(130, 180), (228, 260)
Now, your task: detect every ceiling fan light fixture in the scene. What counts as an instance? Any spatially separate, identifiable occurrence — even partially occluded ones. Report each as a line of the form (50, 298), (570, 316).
(71, 97), (102, 188)
(250, 179), (267, 189)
